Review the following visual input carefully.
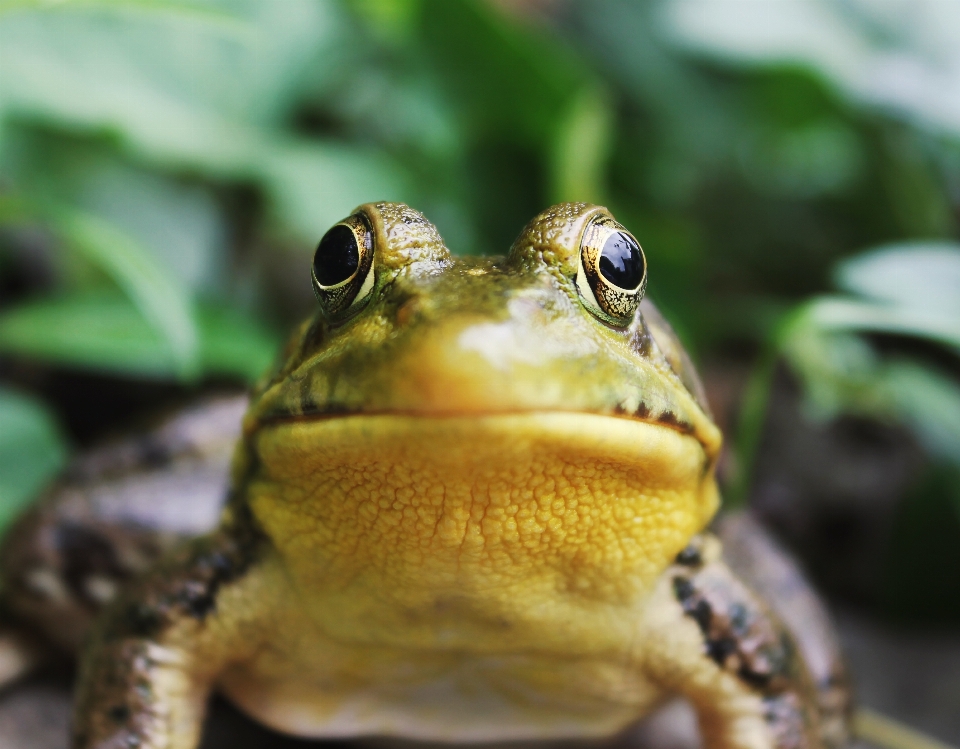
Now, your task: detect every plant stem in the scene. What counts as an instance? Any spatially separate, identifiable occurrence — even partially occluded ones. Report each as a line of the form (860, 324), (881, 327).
(856, 708), (957, 749)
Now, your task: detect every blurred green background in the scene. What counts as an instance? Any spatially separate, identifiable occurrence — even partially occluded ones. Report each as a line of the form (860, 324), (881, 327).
(1, 0), (959, 634)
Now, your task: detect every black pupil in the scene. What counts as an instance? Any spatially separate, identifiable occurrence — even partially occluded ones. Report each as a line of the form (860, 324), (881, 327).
(598, 231), (644, 290)
(314, 225), (359, 286)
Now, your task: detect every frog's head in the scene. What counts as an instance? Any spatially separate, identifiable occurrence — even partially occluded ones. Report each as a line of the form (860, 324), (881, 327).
(251, 202), (718, 444)
(241, 202), (722, 611)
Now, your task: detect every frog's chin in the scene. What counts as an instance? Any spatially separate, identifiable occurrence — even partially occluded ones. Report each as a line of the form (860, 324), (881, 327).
(245, 412), (720, 617)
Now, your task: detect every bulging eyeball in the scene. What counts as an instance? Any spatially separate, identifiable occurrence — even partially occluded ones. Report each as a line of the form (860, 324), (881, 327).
(311, 213), (376, 320)
(575, 214), (647, 326)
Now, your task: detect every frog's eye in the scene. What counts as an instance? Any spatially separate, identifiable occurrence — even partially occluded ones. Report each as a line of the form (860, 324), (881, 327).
(575, 214), (647, 326)
(311, 213), (375, 320)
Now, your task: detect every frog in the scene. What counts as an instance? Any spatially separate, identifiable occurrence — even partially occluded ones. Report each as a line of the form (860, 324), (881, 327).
(0, 202), (851, 749)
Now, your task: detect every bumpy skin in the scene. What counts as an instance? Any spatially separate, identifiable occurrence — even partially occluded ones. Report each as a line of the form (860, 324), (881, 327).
(716, 514), (851, 749)
(0, 203), (850, 749)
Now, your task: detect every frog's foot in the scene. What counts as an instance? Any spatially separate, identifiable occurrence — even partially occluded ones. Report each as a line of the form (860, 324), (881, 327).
(640, 535), (831, 749)
(71, 527), (270, 749)
(0, 616), (49, 689)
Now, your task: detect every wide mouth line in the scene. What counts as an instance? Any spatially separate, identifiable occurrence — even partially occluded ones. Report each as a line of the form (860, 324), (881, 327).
(255, 406), (701, 439)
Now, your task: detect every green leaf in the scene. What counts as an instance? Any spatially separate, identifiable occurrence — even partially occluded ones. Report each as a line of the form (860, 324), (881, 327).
(804, 296), (960, 352)
(0, 291), (182, 375)
(351, 0), (422, 42)
(0, 2), (409, 247)
(550, 86), (614, 205)
(419, 0), (589, 146)
(780, 317), (882, 418)
(0, 291), (278, 382)
(835, 243), (960, 317)
(0, 192), (32, 223)
(195, 302), (280, 383)
(51, 208), (200, 378)
(0, 2), (255, 169)
(0, 387), (66, 531)
(0, 0), (243, 22)
(0, 0), (340, 172)
(884, 361), (960, 467)
(778, 307), (960, 468)
(664, 0), (960, 136)
(3, 136), (230, 294)
(260, 141), (409, 243)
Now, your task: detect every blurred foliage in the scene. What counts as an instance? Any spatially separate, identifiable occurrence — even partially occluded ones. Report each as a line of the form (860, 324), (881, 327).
(732, 246), (960, 504)
(0, 0), (959, 618)
(881, 463), (960, 622)
(0, 386), (65, 530)
(784, 247), (960, 461)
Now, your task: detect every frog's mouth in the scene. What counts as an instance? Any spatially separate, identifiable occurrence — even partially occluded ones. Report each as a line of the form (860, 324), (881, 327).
(250, 339), (722, 462)
(252, 403), (722, 469)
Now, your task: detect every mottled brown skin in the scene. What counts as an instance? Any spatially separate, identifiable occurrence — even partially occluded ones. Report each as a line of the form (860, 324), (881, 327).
(716, 515), (852, 749)
(0, 203), (851, 749)
(1, 397), (246, 654)
(671, 539), (819, 749)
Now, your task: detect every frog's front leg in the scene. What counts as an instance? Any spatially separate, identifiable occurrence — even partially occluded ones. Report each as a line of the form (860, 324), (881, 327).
(71, 525), (272, 749)
(640, 535), (823, 749)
